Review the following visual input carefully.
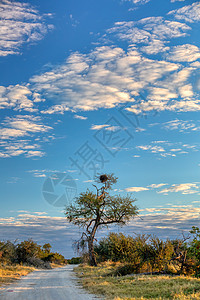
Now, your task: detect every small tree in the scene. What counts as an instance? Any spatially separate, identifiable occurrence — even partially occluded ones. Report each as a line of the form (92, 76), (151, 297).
(65, 174), (138, 266)
(42, 243), (52, 254)
(16, 239), (41, 263)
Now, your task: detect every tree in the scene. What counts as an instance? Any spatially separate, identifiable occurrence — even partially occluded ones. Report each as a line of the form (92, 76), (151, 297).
(65, 174), (138, 266)
(42, 243), (52, 254)
(16, 239), (41, 263)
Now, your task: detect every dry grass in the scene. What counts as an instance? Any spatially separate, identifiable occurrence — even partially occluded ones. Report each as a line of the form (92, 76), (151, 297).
(0, 262), (66, 287)
(0, 264), (35, 286)
(50, 262), (67, 268)
(75, 262), (200, 300)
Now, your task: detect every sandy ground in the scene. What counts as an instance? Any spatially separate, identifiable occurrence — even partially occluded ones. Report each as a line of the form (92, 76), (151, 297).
(0, 265), (101, 300)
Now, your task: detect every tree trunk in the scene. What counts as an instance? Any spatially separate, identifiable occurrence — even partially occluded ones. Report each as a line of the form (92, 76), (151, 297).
(88, 237), (97, 266)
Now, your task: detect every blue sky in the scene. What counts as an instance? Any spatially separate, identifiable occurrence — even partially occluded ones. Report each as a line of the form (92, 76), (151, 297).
(0, 0), (200, 257)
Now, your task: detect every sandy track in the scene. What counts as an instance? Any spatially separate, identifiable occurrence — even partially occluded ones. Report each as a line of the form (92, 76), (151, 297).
(0, 265), (101, 300)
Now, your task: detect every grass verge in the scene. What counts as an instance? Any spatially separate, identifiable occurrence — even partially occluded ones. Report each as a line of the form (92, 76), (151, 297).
(0, 264), (35, 286)
(75, 262), (200, 300)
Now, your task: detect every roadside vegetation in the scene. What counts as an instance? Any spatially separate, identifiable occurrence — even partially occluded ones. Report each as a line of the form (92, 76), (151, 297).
(75, 228), (200, 299)
(65, 174), (200, 299)
(76, 262), (200, 299)
(0, 264), (34, 286)
(0, 239), (67, 286)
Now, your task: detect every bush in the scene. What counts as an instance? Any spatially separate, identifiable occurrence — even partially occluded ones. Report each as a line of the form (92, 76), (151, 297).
(67, 257), (82, 264)
(95, 233), (149, 265)
(0, 241), (17, 264)
(43, 252), (65, 264)
(26, 257), (51, 269)
(94, 233), (183, 275)
(16, 239), (41, 263)
(0, 239), (66, 268)
(113, 263), (138, 276)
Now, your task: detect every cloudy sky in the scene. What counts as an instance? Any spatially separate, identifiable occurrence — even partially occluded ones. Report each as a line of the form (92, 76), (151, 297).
(1, 0), (200, 257)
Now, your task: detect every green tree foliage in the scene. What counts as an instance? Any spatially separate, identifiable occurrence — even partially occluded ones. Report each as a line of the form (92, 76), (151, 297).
(67, 257), (82, 264)
(95, 233), (148, 265)
(65, 174), (138, 266)
(188, 226), (200, 277)
(16, 239), (41, 263)
(0, 241), (17, 264)
(95, 233), (184, 275)
(42, 243), (52, 254)
(43, 252), (65, 264)
(0, 239), (66, 268)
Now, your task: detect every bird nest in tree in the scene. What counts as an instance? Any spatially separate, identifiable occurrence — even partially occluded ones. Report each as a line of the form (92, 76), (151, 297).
(99, 174), (108, 183)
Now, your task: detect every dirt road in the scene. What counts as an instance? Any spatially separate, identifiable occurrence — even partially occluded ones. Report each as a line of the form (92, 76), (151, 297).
(0, 265), (101, 300)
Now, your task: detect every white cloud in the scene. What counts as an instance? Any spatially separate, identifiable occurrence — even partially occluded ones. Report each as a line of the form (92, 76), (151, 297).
(29, 46), (188, 113)
(169, 2), (200, 23)
(0, 115), (52, 139)
(90, 124), (109, 130)
(148, 183), (167, 189)
(90, 124), (120, 131)
(1, 4), (200, 116)
(171, 0), (186, 2)
(108, 18), (190, 46)
(0, 115), (52, 158)
(0, 0), (53, 56)
(74, 115), (87, 120)
(31, 47), (140, 112)
(125, 186), (149, 192)
(26, 150), (44, 158)
(158, 183), (200, 195)
(166, 44), (200, 62)
(32, 173), (46, 178)
(0, 140), (44, 158)
(130, 0), (150, 4)
(0, 84), (38, 112)
(137, 145), (165, 153)
(163, 119), (200, 132)
(141, 39), (170, 55)
(136, 140), (199, 158)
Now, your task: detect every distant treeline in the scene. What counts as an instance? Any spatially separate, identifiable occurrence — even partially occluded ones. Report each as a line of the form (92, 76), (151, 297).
(92, 227), (200, 277)
(0, 239), (67, 269)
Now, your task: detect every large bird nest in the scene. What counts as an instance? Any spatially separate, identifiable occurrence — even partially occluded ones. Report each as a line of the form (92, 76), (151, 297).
(99, 174), (108, 183)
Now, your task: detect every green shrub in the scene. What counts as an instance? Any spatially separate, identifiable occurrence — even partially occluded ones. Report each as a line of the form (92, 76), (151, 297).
(113, 263), (138, 276)
(0, 241), (17, 264)
(16, 239), (41, 263)
(67, 257), (82, 264)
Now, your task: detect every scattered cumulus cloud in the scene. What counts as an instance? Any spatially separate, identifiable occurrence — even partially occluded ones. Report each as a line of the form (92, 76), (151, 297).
(0, 115), (52, 158)
(125, 181), (200, 195)
(162, 119), (200, 132)
(148, 183), (167, 189)
(158, 183), (200, 195)
(107, 18), (190, 49)
(90, 124), (120, 131)
(0, 84), (44, 112)
(0, 0), (53, 56)
(166, 44), (200, 62)
(137, 145), (165, 153)
(74, 115), (87, 120)
(123, 0), (151, 5)
(91, 124), (110, 130)
(1, 4), (200, 115)
(171, 0), (186, 2)
(136, 140), (199, 158)
(29, 44), (196, 114)
(0, 115), (52, 140)
(169, 2), (200, 23)
(125, 186), (149, 192)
